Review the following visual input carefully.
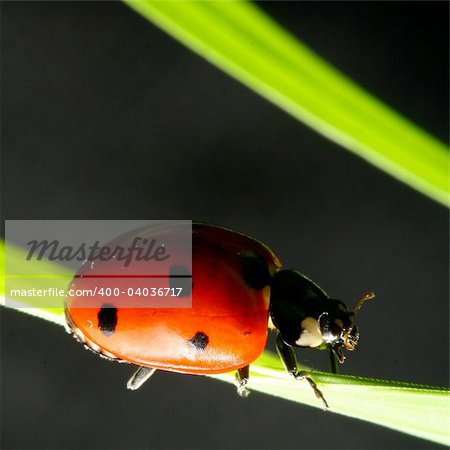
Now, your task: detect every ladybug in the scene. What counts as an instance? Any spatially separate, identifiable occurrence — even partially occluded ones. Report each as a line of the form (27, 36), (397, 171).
(65, 222), (374, 408)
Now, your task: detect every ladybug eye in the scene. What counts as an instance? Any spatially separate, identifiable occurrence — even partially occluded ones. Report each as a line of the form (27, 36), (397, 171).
(319, 313), (341, 343)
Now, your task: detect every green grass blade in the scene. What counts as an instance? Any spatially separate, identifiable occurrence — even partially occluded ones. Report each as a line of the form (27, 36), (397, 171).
(213, 352), (450, 446)
(0, 240), (68, 326)
(1, 241), (449, 445)
(123, 0), (449, 206)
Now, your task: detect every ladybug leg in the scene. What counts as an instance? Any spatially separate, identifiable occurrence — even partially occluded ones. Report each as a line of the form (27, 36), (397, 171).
(329, 348), (339, 374)
(235, 365), (251, 398)
(126, 366), (156, 390)
(276, 335), (329, 410)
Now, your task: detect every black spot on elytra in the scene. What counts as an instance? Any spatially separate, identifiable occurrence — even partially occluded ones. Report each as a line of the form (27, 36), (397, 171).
(188, 331), (209, 350)
(240, 250), (271, 289)
(170, 265), (192, 297)
(97, 304), (117, 337)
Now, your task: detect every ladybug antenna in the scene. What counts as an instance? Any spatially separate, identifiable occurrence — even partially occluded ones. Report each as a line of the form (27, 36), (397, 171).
(352, 291), (375, 316)
(343, 291), (375, 351)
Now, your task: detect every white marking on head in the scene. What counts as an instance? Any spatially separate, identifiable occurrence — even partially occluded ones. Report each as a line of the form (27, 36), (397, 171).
(295, 317), (323, 348)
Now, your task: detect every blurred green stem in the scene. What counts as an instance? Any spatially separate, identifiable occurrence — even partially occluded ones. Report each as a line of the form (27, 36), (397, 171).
(124, 0), (449, 206)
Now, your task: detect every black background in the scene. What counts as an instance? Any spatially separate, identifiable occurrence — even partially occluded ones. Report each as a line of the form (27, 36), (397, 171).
(1, 1), (448, 449)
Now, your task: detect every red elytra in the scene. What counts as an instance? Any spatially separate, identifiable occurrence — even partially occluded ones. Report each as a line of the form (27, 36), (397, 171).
(65, 223), (282, 375)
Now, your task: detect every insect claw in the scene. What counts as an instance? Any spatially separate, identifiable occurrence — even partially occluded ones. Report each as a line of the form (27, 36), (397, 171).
(236, 381), (251, 398)
(235, 366), (251, 398)
(235, 374), (251, 398)
(295, 371), (329, 410)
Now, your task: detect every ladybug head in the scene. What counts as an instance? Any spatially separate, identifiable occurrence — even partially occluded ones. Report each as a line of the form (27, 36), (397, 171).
(319, 292), (375, 363)
(269, 270), (374, 361)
